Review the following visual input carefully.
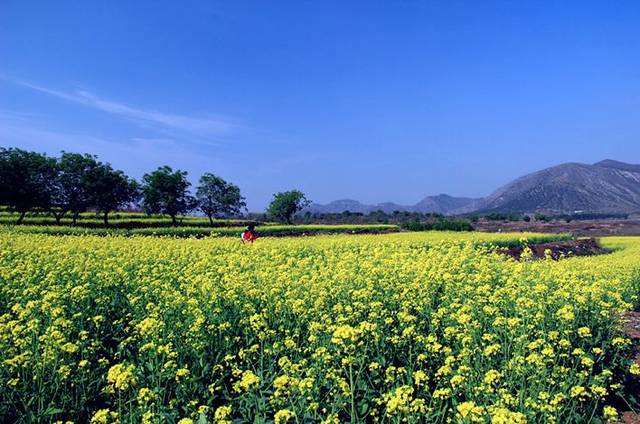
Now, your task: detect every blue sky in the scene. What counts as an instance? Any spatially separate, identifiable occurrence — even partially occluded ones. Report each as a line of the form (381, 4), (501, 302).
(1, 1), (640, 211)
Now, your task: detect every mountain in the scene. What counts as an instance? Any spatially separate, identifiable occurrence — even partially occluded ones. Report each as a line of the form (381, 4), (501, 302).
(414, 194), (477, 214)
(306, 194), (477, 215)
(593, 159), (640, 172)
(305, 159), (640, 216)
(305, 199), (410, 214)
(465, 159), (640, 214)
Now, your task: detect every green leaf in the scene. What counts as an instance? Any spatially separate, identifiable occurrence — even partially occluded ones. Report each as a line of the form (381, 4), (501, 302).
(197, 412), (208, 424)
(42, 407), (64, 416)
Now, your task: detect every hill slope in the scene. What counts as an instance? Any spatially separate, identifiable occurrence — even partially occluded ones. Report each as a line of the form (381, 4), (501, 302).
(466, 159), (640, 214)
(305, 159), (640, 216)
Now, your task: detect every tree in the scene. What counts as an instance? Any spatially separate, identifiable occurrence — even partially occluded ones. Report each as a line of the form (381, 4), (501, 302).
(50, 152), (101, 225)
(88, 163), (140, 225)
(196, 173), (246, 225)
(141, 166), (194, 225)
(266, 190), (310, 224)
(0, 148), (57, 224)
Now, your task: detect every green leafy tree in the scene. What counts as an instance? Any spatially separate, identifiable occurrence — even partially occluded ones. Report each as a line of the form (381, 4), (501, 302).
(141, 166), (195, 225)
(196, 173), (246, 225)
(0, 148), (57, 224)
(88, 163), (140, 225)
(50, 152), (101, 225)
(266, 190), (310, 224)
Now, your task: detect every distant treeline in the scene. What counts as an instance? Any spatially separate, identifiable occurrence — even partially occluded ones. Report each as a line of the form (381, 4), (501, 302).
(0, 147), (310, 226)
(551, 212), (630, 221)
(296, 210), (448, 224)
(301, 210), (474, 231)
(252, 210), (473, 231)
(0, 147), (473, 232)
(0, 147), (472, 232)
(0, 209), (252, 229)
(469, 212), (630, 223)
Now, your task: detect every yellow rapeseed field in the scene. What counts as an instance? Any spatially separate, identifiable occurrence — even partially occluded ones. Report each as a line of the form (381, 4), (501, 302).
(1, 230), (639, 423)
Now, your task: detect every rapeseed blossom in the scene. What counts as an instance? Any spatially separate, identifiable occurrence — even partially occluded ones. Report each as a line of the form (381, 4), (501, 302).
(0, 230), (639, 422)
(107, 363), (137, 391)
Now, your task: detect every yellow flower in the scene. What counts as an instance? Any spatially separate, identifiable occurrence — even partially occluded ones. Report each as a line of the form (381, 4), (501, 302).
(556, 305), (575, 321)
(90, 409), (118, 424)
(413, 370), (428, 387)
(577, 327), (591, 337)
(484, 369), (502, 386)
(214, 405), (232, 423)
(107, 363), (137, 391)
(4, 228), (640, 423)
(603, 406), (618, 421)
(136, 317), (160, 337)
(141, 411), (155, 424)
(331, 325), (359, 345)
(57, 365), (72, 379)
(457, 401), (484, 421)
(570, 386), (588, 400)
(489, 407), (526, 424)
(581, 356), (594, 368)
(61, 342), (78, 353)
(484, 344), (501, 357)
(591, 385), (607, 397)
(233, 370), (260, 392)
(612, 337), (630, 346)
(274, 409), (295, 423)
(137, 387), (157, 405)
(175, 367), (190, 381)
(450, 374), (465, 387)
(384, 386), (413, 416)
(457, 401), (475, 418)
(284, 338), (296, 349)
(320, 413), (340, 424)
(433, 388), (451, 399)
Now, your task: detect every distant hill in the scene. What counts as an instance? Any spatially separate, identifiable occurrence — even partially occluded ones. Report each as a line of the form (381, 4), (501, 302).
(305, 199), (409, 214)
(306, 194), (477, 215)
(413, 194), (477, 214)
(464, 159), (640, 214)
(305, 159), (640, 216)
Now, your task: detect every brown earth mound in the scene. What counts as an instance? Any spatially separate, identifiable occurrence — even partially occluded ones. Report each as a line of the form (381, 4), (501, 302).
(500, 238), (607, 260)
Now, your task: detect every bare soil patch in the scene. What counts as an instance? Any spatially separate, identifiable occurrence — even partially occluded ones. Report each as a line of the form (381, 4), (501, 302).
(475, 219), (640, 237)
(622, 412), (640, 424)
(499, 238), (607, 260)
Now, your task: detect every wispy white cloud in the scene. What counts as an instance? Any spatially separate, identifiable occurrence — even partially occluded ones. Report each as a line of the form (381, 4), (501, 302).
(0, 110), (41, 122)
(0, 109), (319, 211)
(0, 113), (225, 177)
(6, 78), (237, 137)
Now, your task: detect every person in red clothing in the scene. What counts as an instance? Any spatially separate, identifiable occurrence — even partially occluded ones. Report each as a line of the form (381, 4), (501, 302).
(241, 223), (258, 243)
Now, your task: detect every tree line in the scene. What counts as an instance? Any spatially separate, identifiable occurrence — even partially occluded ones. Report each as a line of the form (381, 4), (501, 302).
(0, 148), (311, 225)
